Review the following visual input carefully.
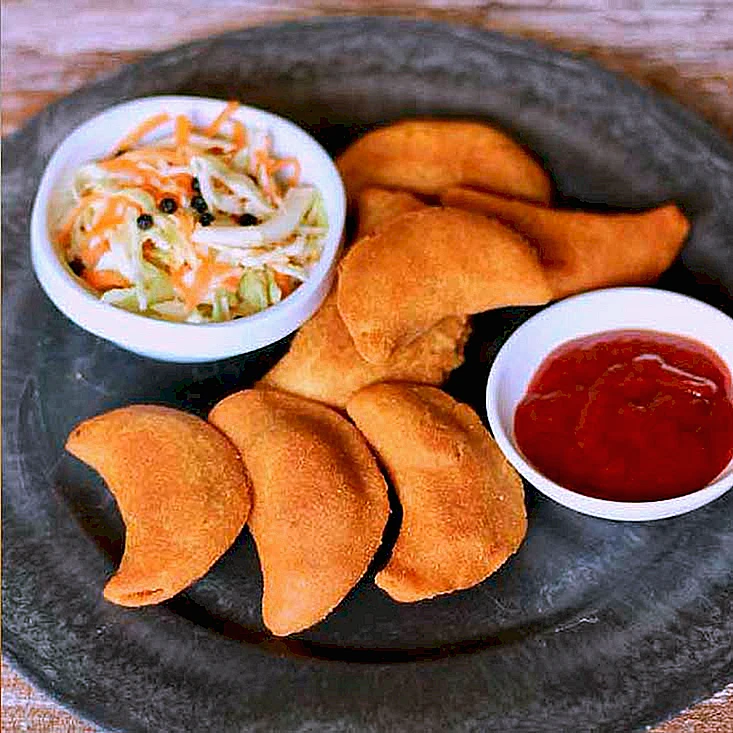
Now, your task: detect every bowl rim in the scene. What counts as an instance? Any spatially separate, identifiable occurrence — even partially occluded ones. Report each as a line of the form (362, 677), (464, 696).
(486, 286), (733, 521)
(30, 95), (346, 361)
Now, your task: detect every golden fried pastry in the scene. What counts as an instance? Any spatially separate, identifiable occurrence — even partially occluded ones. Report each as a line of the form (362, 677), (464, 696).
(336, 119), (551, 207)
(209, 388), (389, 636)
(260, 291), (470, 409)
(355, 187), (427, 239)
(65, 405), (251, 606)
(347, 383), (527, 602)
(337, 207), (552, 363)
(441, 187), (690, 298)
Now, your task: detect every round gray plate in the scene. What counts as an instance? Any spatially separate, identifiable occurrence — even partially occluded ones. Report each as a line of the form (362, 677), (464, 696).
(3, 17), (733, 733)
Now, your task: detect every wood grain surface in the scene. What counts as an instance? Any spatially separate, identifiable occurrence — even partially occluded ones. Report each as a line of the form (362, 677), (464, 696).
(3, 0), (733, 138)
(2, 2), (731, 731)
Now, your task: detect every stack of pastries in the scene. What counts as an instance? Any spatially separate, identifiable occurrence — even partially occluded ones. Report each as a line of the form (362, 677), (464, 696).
(67, 119), (690, 635)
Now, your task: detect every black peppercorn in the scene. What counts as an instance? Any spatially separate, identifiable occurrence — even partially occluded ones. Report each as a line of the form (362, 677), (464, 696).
(69, 258), (85, 276)
(191, 195), (208, 213)
(159, 197), (177, 214)
(238, 213), (259, 226)
(136, 213), (154, 230)
(199, 212), (215, 226)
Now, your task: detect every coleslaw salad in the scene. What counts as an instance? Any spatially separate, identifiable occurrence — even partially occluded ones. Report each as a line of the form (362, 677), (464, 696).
(31, 96), (345, 361)
(55, 100), (327, 323)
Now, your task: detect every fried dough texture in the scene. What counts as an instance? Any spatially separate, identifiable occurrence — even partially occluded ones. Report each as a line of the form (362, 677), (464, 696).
(355, 187), (428, 239)
(209, 388), (390, 635)
(347, 383), (527, 602)
(337, 207), (552, 363)
(260, 291), (471, 409)
(261, 188), (468, 407)
(441, 187), (690, 298)
(336, 119), (552, 207)
(65, 405), (252, 606)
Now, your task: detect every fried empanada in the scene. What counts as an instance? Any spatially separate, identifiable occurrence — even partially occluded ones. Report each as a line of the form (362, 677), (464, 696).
(336, 119), (551, 207)
(65, 405), (251, 606)
(209, 388), (389, 636)
(441, 187), (690, 298)
(355, 187), (427, 239)
(260, 291), (470, 409)
(337, 207), (552, 363)
(347, 383), (527, 602)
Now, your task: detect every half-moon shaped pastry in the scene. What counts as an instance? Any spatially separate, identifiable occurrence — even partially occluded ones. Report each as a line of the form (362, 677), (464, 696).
(355, 187), (427, 239)
(337, 207), (552, 363)
(66, 404), (252, 606)
(347, 383), (527, 602)
(260, 184), (469, 408)
(440, 187), (690, 298)
(260, 291), (470, 409)
(209, 388), (389, 635)
(336, 119), (552, 207)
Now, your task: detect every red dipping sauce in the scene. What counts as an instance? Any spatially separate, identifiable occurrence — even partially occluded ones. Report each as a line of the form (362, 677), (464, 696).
(514, 330), (733, 502)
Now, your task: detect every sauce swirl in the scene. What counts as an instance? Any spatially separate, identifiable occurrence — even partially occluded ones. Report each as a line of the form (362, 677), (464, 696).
(514, 330), (733, 502)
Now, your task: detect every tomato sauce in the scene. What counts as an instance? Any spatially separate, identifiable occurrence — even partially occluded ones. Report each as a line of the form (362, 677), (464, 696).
(514, 330), (733, 502)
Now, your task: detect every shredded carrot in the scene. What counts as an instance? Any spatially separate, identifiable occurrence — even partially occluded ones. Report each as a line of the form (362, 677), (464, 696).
(204, 100), (239, 137)
(273, 271), (298, 297)
(231, 119), (247, 150)
(98, 159), (190, 201)
(78, 238), (110, 269)
(176, 211), (196, 239)
(269, 157), (301, 188)
(62, 194), (139, 268)
(146, 178), (190, 201)
(82, 268), (131, 291)
(112, 113), (171, 155)
(253, 148), (268, 170)
(175, 115), (191, 148)
(171, 257), (242, 310)
(87, 196), (130, 238)
(169, 265), (192, 306)
(172, 173), (195, 191)
(99, 158), (148, 177)
(251, 148), (300, 196)
(123, 148), (187, 166)
(221, 268), (244, 292)
(252, 149), (280, 199)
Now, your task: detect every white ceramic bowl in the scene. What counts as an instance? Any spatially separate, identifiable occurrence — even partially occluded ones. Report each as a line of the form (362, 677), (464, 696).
(31, 96), (346, 362)
(487, 287), (733, 521)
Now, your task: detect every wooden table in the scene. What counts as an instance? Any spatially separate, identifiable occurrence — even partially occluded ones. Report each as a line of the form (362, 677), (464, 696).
(2, 2), (731, 731)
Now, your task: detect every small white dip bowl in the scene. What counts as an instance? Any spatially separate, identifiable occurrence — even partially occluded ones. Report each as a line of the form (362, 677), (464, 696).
(31, 96), (346, 363)
(486, 287), (733, 521)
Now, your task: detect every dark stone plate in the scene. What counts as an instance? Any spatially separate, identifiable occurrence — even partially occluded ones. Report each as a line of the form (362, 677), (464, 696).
(3, 17), (733, 733)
